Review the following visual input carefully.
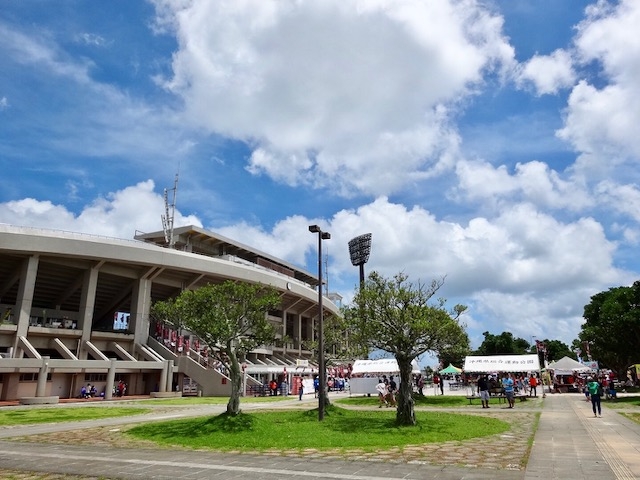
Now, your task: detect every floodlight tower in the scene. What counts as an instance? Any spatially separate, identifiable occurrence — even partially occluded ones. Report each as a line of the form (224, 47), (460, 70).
(348, 233), (372, 288)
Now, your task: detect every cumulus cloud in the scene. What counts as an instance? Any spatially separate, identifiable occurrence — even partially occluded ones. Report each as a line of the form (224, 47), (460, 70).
(222, 195), (627, 344)
(516, 49), (576, 95)
(559, 0), (640, 171)
(453, 159), (592, 211)
(0, 181), (202, 239)
(154, 0), (515, 196)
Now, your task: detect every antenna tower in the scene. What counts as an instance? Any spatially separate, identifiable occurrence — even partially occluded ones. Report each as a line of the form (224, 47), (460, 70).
(161, 173), (179, 248)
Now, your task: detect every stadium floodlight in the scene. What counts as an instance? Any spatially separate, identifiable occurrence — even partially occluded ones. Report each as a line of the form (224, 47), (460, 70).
(348, 233), (372, 287)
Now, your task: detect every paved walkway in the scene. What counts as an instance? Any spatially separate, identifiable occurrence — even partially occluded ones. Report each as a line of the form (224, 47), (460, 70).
(525, 393), (640, 480)
(0, 391), (637, 479)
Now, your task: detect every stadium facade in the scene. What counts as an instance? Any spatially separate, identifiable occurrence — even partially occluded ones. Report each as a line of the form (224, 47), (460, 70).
(0, 224), (340, 402)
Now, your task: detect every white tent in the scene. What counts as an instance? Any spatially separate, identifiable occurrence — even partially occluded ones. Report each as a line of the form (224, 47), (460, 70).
(351, 358), (420, 375)
(463, 354), (540, 373)
(547, 356), (592, 374)
(349, 358), (420, 395)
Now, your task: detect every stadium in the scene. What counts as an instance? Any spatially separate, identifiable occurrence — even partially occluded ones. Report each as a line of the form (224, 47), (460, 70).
(0, 223), (340, 402)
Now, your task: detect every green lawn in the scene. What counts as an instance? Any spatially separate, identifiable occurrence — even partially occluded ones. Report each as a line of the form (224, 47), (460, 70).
(337, 394), (511, 408)
(0, 407), (149, 426)
(126, 405), (510, 452)
(603, 395), (640, 409)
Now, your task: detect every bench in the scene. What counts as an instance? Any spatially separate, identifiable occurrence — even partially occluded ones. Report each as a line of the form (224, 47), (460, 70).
(466, 392), (528, 405)
(466, 387), (506, 405)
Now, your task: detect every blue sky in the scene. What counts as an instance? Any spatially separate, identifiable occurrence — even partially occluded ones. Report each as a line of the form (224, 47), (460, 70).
(2, 1), (639, 362)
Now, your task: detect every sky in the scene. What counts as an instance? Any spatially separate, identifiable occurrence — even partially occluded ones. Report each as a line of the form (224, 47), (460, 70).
(2, 0), (640, 360)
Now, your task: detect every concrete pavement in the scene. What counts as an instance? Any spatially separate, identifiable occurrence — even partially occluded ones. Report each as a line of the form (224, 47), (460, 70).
(0, 389), (637, 479)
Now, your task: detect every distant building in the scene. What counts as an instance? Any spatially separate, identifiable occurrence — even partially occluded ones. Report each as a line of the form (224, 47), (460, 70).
(0, 224), (339, 401)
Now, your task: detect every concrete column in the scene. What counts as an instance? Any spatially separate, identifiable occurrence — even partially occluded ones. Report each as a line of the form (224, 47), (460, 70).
(35, 356), (50, 397)
(165, 360), (174, 392)
(131, 277), (152, 346)
(14, 255), (39, 351)
(79, 266), (99, 350)
(105, 359), (117, 400)
(159, 360), (169, 393)
(295, 313), (303, 351)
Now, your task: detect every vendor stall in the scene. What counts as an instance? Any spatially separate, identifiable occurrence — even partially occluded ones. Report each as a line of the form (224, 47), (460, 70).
(547, 356), (592, 393)
(463, 354), (541, 373)
(349, 358), (420, 395)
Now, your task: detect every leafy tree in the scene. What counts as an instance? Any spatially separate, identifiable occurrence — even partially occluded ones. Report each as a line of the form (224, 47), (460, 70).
(438, 340), (471, 369)
(580, 282), (640, 376)
(343, 272), (468, 426)
(474, 331), (530, 355)
(536, 339), (574, 363)
(152, 281), (281, 416)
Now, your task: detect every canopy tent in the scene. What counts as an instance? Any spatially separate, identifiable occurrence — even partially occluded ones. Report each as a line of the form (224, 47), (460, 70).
(439, 363), (462, 374)
(547, 356), (592, 375)
(350, 358), (420, 395)
(463, 354), (540, 373)
(351, 358), (420, 375)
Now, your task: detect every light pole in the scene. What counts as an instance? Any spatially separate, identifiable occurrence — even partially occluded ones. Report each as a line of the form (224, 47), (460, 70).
(348, 233), (372, 289)
(309, 224), (330, 421)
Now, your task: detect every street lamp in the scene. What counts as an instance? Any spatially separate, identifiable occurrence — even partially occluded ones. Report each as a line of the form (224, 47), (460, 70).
(309, 224), (330, 421)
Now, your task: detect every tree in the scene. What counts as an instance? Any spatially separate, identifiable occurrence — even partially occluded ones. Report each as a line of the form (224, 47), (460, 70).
(580, 282), (640, 376)
(474, 331), (530, 355)
(152, 281), (281, 416)
(343, 272), (468, 426)
(537, 339), (573, 363)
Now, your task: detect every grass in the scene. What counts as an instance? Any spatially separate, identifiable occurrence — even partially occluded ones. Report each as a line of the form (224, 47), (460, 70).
(0, 406), (149, 426)
(126, 404), (510, 452)
(337, 394), (512, 408)
(602, 395), (640, 409)
(621, 412), (640, 425)
(134, 395), (293, 406)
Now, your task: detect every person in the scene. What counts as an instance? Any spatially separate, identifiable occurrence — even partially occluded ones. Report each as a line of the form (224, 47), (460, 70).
(313, 376), (319, 398)
(607, 379), (617, 400)
(477, 374), (490, 409)
(269, 379), (278, 396)
(80, 385), (87, 399)
(529, 374), (538, 397)
(386, 378), (397, 407)
(587, 376), (602, 417)
(298, 379), (304, 401)
(389, 375), (397, 395)
(502, 373), (515, 408)
(417, 374), (425, 396)
(433, 374), (440, 395)
(375, 378), (388, 408)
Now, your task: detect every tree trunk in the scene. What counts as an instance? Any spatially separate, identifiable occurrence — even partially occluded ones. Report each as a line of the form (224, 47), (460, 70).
(395, 356), (416, 426)
(226, 349), (242, 416)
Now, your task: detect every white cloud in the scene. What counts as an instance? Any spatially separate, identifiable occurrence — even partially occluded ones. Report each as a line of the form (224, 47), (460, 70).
(516, 49), (576, 95)
(0, 181), (202, 239)
(155, 0), (515, 196)
(0, 96), (8, 110)
(221, 195), (628, 344)
(453, 159), (592, 211)
(558, 0), (640, 171)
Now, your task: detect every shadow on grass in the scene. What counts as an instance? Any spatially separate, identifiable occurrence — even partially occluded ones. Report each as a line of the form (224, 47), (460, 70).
(129, 412), (256, 441)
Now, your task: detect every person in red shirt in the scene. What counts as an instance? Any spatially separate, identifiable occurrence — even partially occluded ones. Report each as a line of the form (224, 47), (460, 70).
(529, 374), (538, 397)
